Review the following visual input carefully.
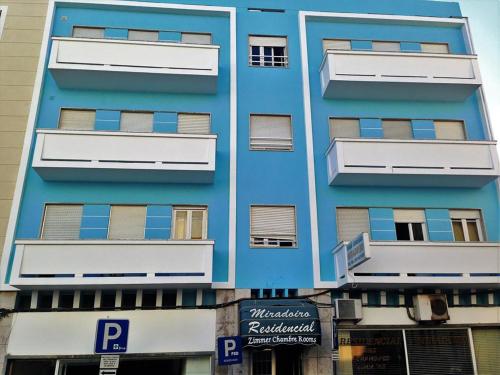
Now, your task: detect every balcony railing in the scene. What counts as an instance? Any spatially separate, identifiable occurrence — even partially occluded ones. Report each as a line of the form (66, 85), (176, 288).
(333, 233), (500, 288)
(326, 138), (499, 187)
(33, 129), (217, 183)
(11, 240), (214, 288)
(48, 37), (219, 93)
(320, 50), (481, 101)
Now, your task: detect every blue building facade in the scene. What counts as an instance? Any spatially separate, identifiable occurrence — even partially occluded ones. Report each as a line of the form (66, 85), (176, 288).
(1, 0), (499, 374)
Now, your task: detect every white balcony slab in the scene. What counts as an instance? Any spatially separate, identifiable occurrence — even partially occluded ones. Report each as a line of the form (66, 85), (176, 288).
(33, 129), (217, 183)
(326, 138), (499, 187)
(333, 233), (500, 288)
(11, 240), (214, 288)
(49, 37), (219, 93)
(320, 50), (481, 101)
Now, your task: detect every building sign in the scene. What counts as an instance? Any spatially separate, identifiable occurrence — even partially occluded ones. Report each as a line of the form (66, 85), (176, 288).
(239, 299), (321, 347)
(217, 336), (243, 365)
(95, 320), (129, 354)
(347, 233), (371, 269)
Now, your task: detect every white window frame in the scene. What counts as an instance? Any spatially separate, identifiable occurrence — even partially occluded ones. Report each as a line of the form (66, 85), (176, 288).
(0, 6), (8, 40)
(452, 218), (484, 242)
(395, 222), (428, 241)
(248, 35), (288, 68)
(172, 206), (208, 240)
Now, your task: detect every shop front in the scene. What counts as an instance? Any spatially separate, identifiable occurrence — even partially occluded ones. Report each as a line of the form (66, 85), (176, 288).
(5, 309), (216, 375)
(239, 299), (322, 375)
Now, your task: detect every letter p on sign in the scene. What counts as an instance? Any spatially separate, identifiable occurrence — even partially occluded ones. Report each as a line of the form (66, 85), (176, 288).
(217, 336), (242, 366)
(95, 320), (129, 354)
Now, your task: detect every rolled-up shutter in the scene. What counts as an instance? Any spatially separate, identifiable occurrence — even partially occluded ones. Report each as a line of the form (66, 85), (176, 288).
(329, 118), (360, 139)
(421, 43), (449, 54)
(250, 206), (296, 246)
(59, 109), (95, 130)
(449, 209), (481, 219)
(41, 205), (83, 240)
(72, 27), (104, 39)
(250, 115), (292, 150)
(472, 328), (500, 375)
(382, 120), (412, 139)
(434, 121), (466, 140)
(177, 113), (210, 134)
(108, 206), (146, 240)
(336, 208), (369, 242)
(120, 112), (153, 133)
(372, 41), (400, 52)
(393, 209), (425, 223)
(323, 39), (351, 52)
(128, 30), (159, 42)
(181, 33), (212, 44)
(249, 36), (287, 47)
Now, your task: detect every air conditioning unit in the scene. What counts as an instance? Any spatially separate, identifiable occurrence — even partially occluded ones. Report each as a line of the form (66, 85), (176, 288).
(334, 299), (362, 321)
(413, 294), (450, 322)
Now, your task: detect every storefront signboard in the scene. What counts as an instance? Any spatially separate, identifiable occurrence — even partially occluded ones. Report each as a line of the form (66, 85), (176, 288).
(239, 299), (321, 347)
(217, 336), (243, 365)
(347, 233), (371, 269)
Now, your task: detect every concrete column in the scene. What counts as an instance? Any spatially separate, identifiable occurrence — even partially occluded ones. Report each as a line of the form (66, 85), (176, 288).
(0, 291), (16, 374)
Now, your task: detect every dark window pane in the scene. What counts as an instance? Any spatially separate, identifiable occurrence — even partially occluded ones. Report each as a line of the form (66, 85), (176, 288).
(263, 46), (273, 66)
(412, 223), (424, 241)
(275, 289), (285, 298)
(252, 350), (272, 375)
(80, 291), (95, 309)
(100, 290), (116, 309)
(15, 292), (32, 310)
(121, 290), (136, 309)
(287, 289), (298, 298)
(8, 359), (57, 375)
(162, 290), (177, 308)
(58, 291), (74, 309)
(251, 289), (260, 299)
(251, 46), (260, 65)
(142, 290), (157, 308)
(37, 291), (53, 309)
(262, 289), (272, 299)
(395, 223), (410, 240)
(274, 46), (285, 66)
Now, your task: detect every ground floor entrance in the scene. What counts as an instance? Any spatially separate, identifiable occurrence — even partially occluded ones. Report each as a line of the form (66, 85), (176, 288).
(251, 347), (303, 375)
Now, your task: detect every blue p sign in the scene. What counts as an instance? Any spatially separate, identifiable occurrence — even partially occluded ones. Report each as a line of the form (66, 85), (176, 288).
(95, 320), (129, 354)
(217, 336), (242, 366)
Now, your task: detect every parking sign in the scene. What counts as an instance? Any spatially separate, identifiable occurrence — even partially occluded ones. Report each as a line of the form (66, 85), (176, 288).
(95, 320), (129, 354)
(217, 336), (242, 366)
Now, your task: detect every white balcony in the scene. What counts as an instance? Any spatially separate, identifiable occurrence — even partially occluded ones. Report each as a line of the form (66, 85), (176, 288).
(48, 37), (219, 93)
(11, 240), (214, 288)
(333, 233), (500, 288)
(33, 129), (217, 183)
(326, 138), (499, 187)
(320, 50), (481, 101)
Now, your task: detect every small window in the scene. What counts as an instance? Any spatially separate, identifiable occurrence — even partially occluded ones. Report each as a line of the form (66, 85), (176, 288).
(329, 118), (360, 140)
(181, 32), (212, 44)
(128, 29), (159, 42)
(336, 208), (369, 242)
(450, 210), (484, 242)
(100, 290), (116, 309)
(382, 120), (413, 139)
(249, 35), (288, 67)
(434, 121), (466, 140)
(121, 290), (137, 308)
(172, 206), (207, 240)
(120, 111), (153, 133)
(421, 42), (449, 54)
(41, 204), (83, 240)
(177, 113), (211, 134)
(0, 6), (8, 40)
(37, 291), (53, 309)
(72, 26), (105, 39)
(59, 109), (95, 131)
(79, 291), (95, 309)
(142, 290), (157, 308)
(250, 205), (297, 248)
(58, 291), (74, 309)
(394, 209), (426, 241)
(162, 290), (177, 307)
(250, 115), (293, 151)
(372, 41), (401, 52)
(323, 39), (351, 52)
(108, 205), (146, 240)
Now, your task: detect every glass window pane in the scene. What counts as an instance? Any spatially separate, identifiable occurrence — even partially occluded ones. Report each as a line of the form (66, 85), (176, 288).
(263, 46), (273, 66)
(452, 220), (465, 241)
(467, 220), (480, 241)
(412, 223), (424, 241)
(252, 350), (272, 375)
(174, 211), (187, 239)
(395, 222), (411, 241)
(191, 211), (204, 240)
(251, 46), (260, 65)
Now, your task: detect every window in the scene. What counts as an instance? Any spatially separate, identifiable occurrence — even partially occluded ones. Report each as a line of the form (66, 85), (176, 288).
(181, 32), (212, 44)
(421, 42), (449, 54)
(41, 204), (83, 240)
(450, 210), (484, 242)
(394, 209), (426, 241)
(72, 26), (105, 39)
(329, 118), (360, 140)
(177, 113), (211, 134)
(434, 120), (466, 140)
(59, 109), (95, 131)
(128, 29), (159, 42)
(323, 39), (351, 52)
(120, 111), (153, 132)
(372, 41), (401, 52)
(382, 120), (413, 139)
(250, 205), (297, 248)
(336, 208), (369, 242)
(108, 205), (146, 240)
(0, 6), (8, 40)
(249, 35), (288, 67)
(252, 350), (272, 375)
(252, 347), (302, 375)
(58, 291), (74, 309)
(172, 206), (207, 240)
(250, 115), (293, 151)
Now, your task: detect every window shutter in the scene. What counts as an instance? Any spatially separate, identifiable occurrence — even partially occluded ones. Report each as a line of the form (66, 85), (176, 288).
(177, 113), (210, 134)
(434, 121), (466, 140)
(421, 43), (449, 54)
(449, 209), (481, 220)
(336, 208), (369, 242)
(79, 204), (110, 240)
(369, 208), (396, 240)
(181, 33), (212, 44)
(382, 120), (413, 139)
(108, 206), (146, 240)
(249, 36), (287, 47)
(250, 206), (296, 241)
(393, 209), (425, 223)
(120, 112), (153, 133)
(128, 30), (159, 42)
(372, 41), (400, 52)
(323, 39), (351, 52)
(472, 328), (500, 375)
(329, 118), (360, 139)
(59, 109), (95, 130)
(360, 118), (383, 138)
(41, 205), (83, 240)
(145, 205), (172, 240)
(250, 115), (292, 150)
(72, 27), (104, 39)
(425, 209), (453, 241)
